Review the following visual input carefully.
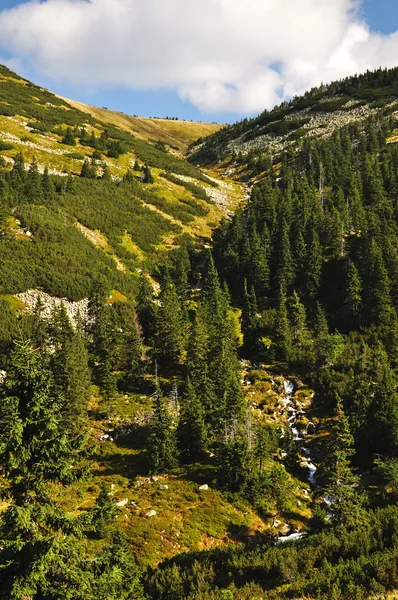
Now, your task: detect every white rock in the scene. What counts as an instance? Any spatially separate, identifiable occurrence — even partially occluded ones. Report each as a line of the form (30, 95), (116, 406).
(273, 519), (281, 528)
(116, 498), (129, 508)
(199, 484), (209, 491)
(146, 510), (157, 518)
(159, 485), (169, 490)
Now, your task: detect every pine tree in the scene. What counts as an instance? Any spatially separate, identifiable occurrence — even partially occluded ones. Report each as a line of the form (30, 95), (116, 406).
(155, 273), (185, 364)
(143, 165), (154, 183)
(148, 383), (178, 474)
(91, 482), (119, 537)
(345, 260), (362, 320)
(93, 530), (144, 599)
(323, 396), (364, 526)
(241, 279), (261, 353)
(62, 127), (76, 146)
(81, 158), (96, 179)
(26, 156), (43, 203)
(178, 377), (207, 461)
(274, 286), (292, 362)
(136, 272), (157, 343)
(102, 165), (112, 181)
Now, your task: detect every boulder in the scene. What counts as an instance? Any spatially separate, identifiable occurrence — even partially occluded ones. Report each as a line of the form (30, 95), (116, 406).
(273, 519), (281, 528)
(116, 498), (129, 508)
(280, 524), (292, 535)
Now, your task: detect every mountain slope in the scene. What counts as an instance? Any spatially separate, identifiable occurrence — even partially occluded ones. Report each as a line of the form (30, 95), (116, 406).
(190, 66), (398, 181)
(0, 64), (243, 302)
(64, 96), (222, 152)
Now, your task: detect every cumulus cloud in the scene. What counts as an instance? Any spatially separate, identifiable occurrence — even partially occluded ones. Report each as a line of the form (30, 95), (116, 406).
(0, 0), (397, 113)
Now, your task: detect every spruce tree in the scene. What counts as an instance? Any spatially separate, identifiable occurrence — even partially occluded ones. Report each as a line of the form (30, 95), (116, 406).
(275, 218), (294, 289)
(241, 279), (261, 353)
(274, 286), (292, 362)
(91, 482), (119, 538)
(345, 260), (362, 319)
(323, 396), (364, 526)
(143, 165), (154, 183)
(63, 328), (92, 433)
(186, 307), (208, 394)
(42, 166), (54, 200)
(304, 226), (322, 301)
(136, 272), (157, 343)
(0, 341), (90, 596)
(148, 383), (178, 474)
(26, 157), (43, 203)
(178, 377), (207, 461)
(126, 311), (145, 385)
(155, 273), (185, 364)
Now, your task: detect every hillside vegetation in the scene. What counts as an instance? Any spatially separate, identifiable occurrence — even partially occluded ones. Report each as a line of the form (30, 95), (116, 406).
(190, 66), (398, 182)
(2, 64), (398, 600)
(0, 64), (242, 303)
(65, 97), (222, 151)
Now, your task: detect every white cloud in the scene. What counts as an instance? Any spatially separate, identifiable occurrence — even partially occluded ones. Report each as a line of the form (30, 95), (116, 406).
(0, 0), (397, 113)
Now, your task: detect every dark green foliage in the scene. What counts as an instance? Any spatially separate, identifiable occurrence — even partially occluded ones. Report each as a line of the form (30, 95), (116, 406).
(155, 274), (185, 364)
(142, 165), (154, 184)
(178, 377), (207, 461)
(0, 340), (88, 501)
(145, 506), (398, 600)
(91, 482), (119, 537)
(148, 389), (178, 474)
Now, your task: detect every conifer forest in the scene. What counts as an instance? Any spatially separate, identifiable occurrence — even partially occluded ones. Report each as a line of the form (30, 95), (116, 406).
(1, 63), (398, 599)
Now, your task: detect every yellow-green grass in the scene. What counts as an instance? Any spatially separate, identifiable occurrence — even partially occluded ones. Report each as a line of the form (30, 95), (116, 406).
(62, 97), (223, 151)
(50, 387), (311, 568)
(106, 289), (128, 304)
(120, 231), (145, 262)
(387, 129), (398, 144)
(0, 294), (26, 311)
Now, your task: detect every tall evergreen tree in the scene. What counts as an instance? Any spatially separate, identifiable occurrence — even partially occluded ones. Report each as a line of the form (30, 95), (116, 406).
(178, 377), (207, 461)
(148, 382), (178, 474)
(136, 272), (157, 343)
(155, 273), (185, 364)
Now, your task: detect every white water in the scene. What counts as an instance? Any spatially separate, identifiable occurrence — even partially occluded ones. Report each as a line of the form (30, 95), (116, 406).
(276, 531), (307, 544)
(277, 378), (319, 542)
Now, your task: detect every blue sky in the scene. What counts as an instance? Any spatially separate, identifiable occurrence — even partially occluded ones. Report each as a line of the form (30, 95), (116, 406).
(0, 0), (397, 124)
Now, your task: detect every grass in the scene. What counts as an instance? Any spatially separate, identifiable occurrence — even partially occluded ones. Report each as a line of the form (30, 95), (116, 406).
(63, 97), (223, 151)
(48, 362), (315, 569)
(0, 294), (26, 311)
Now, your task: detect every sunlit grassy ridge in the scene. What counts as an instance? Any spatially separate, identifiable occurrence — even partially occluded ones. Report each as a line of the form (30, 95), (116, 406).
(64, 97), (223, 151)
(0, 64), (244, 299)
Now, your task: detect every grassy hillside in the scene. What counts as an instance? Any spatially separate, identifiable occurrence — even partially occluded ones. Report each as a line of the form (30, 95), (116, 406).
(0, 64), (243, 302)
(64, 97), (222, 151)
